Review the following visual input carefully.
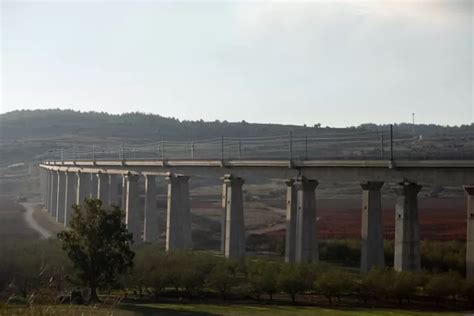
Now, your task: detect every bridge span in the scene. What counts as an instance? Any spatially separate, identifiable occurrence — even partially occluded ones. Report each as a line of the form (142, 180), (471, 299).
(39, 158), (474, 277)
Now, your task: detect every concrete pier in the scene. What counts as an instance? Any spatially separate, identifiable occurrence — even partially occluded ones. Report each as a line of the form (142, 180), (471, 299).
(144, 174), (159, 243)
(166, 174), (192, 251)
(285, 179), (297, 263)
(56, 171), (66, 223)
(108, 174), (120, 207)
(50, 171), (58, 217)
(360, 181), (385, 272)
(394, 181), (422, 272)
(222, 174), (245, 259)
(45, 170), (51, 211)
(465, 186), (474, 278)
(64, 172), (76, 226)
(76, 172), (91, 205)
(124, 174), (142, 242)
(294, 176), (318, 263)
(90, 173), (98, 199)
(121, 175), (127, 209)
(97, 172), (109, 207)
(221, 181), (229, 253)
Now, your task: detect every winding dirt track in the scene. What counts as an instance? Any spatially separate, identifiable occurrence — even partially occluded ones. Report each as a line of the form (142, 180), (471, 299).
(20, 202), (52, 239)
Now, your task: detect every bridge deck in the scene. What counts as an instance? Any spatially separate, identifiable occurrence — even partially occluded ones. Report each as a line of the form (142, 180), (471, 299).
(39, 159), (474, 186)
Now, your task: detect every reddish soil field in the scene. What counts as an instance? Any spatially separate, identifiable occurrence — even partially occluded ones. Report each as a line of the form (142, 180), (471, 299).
(190, 197), (467, 241)
(313, 198), (466, 240)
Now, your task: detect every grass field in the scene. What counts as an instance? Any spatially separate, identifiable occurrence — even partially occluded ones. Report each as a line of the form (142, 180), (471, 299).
(0, 303), (467, 316)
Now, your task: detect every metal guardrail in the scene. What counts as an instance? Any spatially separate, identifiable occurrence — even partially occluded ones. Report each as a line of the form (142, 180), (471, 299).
(39, 125), (474, 162)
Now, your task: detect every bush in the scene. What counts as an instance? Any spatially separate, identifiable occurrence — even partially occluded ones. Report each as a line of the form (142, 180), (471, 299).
(247, 259), (280, 300)
(365, 267), (395, 300)
(314, 268), (354, 305)
(179, 252), (217, 298)
(421, 241), (465, 275)
(462, 278), (474, 307)
(424, 272), (462, 305)
(206, 259), (238, 300)
(389, 271), (420, 305)
(278, 264), (309, 304)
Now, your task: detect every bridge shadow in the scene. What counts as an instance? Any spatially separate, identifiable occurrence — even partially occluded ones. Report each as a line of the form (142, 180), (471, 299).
(119, 303), (215, 316)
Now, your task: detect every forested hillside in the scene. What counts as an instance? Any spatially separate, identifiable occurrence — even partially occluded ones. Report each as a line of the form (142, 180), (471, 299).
(0, 109), (473, 166)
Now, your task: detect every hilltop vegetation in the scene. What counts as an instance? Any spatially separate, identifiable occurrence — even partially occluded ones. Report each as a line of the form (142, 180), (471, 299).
(1, 109), (473, 166)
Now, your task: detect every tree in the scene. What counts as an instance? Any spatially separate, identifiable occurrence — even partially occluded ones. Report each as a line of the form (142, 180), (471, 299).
(365, 267), (395, 300)
(314, 268), (354, 305)
(424, 272), (462, 305)
(206, 260), (237, 300)
(179, 252), (216, 298)
(462, 278), (474, 308)
(278, 264), (307, 304)
(57, 199), (135, 303)
(248, 260), (280, 301)
(389, 271), (420, 306)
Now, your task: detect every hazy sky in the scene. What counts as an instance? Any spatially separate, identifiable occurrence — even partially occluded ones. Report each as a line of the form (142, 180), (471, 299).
(1, 0), (473, 126)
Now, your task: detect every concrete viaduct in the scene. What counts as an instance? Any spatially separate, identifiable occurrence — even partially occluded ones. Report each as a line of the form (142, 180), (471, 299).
(38, 159), (474, 277)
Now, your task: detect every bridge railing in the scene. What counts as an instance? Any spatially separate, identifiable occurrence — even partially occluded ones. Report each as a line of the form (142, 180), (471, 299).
(40, 127), (474, 162)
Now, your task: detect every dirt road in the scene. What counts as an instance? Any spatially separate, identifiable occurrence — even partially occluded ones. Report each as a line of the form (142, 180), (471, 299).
(20, 202), (52, 239)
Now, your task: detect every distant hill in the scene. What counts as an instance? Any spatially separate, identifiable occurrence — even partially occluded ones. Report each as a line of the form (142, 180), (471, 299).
(0, 109), (473, 166)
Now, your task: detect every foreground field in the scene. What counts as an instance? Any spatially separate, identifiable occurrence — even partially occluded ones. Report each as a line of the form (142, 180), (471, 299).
(0, 303), (467, 316)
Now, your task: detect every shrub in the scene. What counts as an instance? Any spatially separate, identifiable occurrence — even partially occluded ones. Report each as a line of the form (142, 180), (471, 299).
(389, 271), (420, 305)
(206, 260), (238, 300)
(278, 264), (309, 304)
(462, 278), (474, 308)
(424, 272), (462, 305)
(247, 259), (280, 300)
(314, 268), (354, 305)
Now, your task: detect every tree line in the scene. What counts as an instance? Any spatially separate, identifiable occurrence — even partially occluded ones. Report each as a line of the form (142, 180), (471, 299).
(0, 198), (472, 310)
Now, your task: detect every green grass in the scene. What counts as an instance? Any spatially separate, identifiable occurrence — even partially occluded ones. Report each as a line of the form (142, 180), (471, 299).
(0, 303), (466, 316)
(121, 303), (464, 316)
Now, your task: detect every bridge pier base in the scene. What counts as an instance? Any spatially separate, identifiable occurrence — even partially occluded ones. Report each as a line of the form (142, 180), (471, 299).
(45, 170), (51, 212)
(294, 176), (319, 263)
(90, 173), (98, 199)
(144, 175), (159, 243)
(50, 171), (58, 218)
(76, 172), (91, 205)
(223, 174), (245, 259)
(285, 179), (297, 263)
(40, 169), (46, 208)
(56, 171), (66, 223)
(221, 181), (228, 253)
(108, 174), (121, 207)
(360, 181), (385, 272)
(124, 174), (142, 242)
(166, 174), (192, 251)
(97, 172), (109, 208)
(394, 181), (422, 272)
(465, 186), (474, 278)
(64, 172), (76, 226)
(121, 175), (127, 210)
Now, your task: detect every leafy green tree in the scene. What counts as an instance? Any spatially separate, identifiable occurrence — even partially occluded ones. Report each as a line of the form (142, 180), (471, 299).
(248, 260), (280, 300)
(144, 250), (171, 300)
(314, 268), (354, 305)
(179, 252), (216, 298)
(389, 271), (420, 306)
(206, 259), (237, 300)
(58, 198), (134, 303)
(278, 264), (308, 304)
(424, 272), (462, 305)
(365, 267), (395, 300)
(462, 278), (474, 308)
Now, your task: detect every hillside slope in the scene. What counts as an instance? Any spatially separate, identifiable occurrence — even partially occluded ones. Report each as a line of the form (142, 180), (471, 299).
(1, 109), (473, 166)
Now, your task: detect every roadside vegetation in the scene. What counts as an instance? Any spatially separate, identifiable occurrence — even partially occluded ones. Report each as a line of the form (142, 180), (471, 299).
(0, 198), (472, 315)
